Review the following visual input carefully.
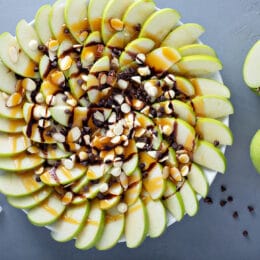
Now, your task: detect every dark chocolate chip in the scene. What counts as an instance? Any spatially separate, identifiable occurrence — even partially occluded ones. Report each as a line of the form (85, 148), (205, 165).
(242, 230), (249, 237)
(139, 163), (145, 170)
(221, 185), (226, 192)
(204, 197), (213, 204)
(233, 211), (239, 219)
(248, 206), (254, 213)
(227, 196), (233, 202)
(220, 200), (227, 207)
(35, 176), (41, 183)
(64, 27), (70, 34)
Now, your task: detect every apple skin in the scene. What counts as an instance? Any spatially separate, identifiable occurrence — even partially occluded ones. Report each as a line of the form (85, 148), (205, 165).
(250, 130), (260, 173)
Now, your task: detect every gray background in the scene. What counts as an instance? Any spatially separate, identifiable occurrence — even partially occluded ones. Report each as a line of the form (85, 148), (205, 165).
(0, 0), (260, 259)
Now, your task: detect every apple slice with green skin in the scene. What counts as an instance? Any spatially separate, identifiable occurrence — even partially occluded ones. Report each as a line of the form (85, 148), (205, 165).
(35, 5), (53, 45)
(0, 171), (44, 197)
(135, 112), (154, 128)
(0, 117), (25, 134)
(139, 151), (157, 171)
(84, 31), (102, 46)
(96, 207), (125, 250)
(119, 38), (155, 67)
(101, 0), (135, 43)
(23, 103), (47, 123)
(125, 198), (148, 248)
(179, 181), (199, 217)
(142, 192), (167, 238)
(75, 200), (105, 250)
(190, 78), (231, 98)
(170, 55), (223, 76)
(167, 147), (178, 167)
(163, 181), (184, 221)
(243, 41), (260, 95)
(64, 0), (89, 43)
(187, 163), (209, 198)
(51, 202), (90, 242)
(250, 130), (260, 173)
(192, 95), (234, 119)
(38, 146), (71, 160)
(193, 140), (226, 174)
(27, 193), (66, 226)
(88, 0), (110, 32)
(87, 164), (111, 180)
(0, 133), (31, 157)
(143, 163), (166, 200)
(0, 32), (38, 78)
(154, 117), (175, 136)
(146, 47), (181, 72)
(40, 164), (86, 186)
(179, 44), (217, 58)
(175, 76), (195, 97)
(89, 56), (110, 73)
(99, 196), (121, 210)
(16, 20), (42, 63)
(7, 187), (52, 209)
(0, 92), (23, 119)
(196, 117), (233, 145)
(71, 174), (89, 193)
(139, 8), (181, 47)
(161, 23), (205, 49)
(122, 139), (138, 176)
(0, 60), (17, 94)
(0, 153), (44, 172)
(39, 55), (50, 79)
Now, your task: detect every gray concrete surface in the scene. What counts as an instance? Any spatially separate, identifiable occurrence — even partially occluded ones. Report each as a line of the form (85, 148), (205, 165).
(0, 0), (260, 259)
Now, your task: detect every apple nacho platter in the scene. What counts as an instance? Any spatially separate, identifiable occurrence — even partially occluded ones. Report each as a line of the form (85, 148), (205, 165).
(0, 0), (234, 250)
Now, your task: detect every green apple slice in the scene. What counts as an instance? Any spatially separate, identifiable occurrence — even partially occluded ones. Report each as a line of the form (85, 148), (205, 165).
(122, 154), (138, 176)
(38, 146), (71, 160)
(71, 174), (89, 193)
(179, 181), (199, 217)
(7, 187), (52, 209)
(51, 202), (90, 242)
(170, 55), (223, 76)
(75, 200), (105, 250)
(0, 133), (31, 157)
(163, 181), (184, 221)
(146, 47), (181, 72)
(172, 100), (196, 125)
(243, 40), (260, 93)
(96, 207), (125, 250)
(64, 0), (89, 43)
(16, 20), (42, 63)
(135, 112), (154, 128)
(192, 95), (234, 119)
(196, 117), (233, 145)
(0, 153), (44, 172)
(143, 192), (166, 238)
(139, 151), (157, 171)
(139, 8), (181, 47)
(87, 164), (110, 180)
(190, 78), (231, 98)
(69, 77), (85, 99)
(125, 198), (148, 248)
(143, 163), (165, 200)
(35, 5), (53, 45)
(0, 60), (17, 94)
(40, 164), (86, 186)
(39, 55), (50, 79)
(89, 56), (110, 73)
(99, 196), (121, 210)
(250, 130), (260, 173)
(88, 0), (110, 32)
(101, 0), (135, 43)
(84, 31), (102, 45)
(179, 44), (217, 57)
(175, 76), (195, 97)
(27, 193), (66, 226)
(0, 92), (23, 119)
(193, 140), (226, 173)
(0, 171), (44, 197)
(167, 147), (178, 167)
(187, 163), (209, 198)
(161, 23), (205, 48)
(0, 117), (25, 134)
(119, 37), (155, 67)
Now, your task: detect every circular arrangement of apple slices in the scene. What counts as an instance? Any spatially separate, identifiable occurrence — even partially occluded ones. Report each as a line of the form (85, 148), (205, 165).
(0, 0), (234, 250)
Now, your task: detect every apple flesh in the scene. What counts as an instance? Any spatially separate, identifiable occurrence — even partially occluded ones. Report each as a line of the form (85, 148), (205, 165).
(250, 130), (260, 173)
(0, 60), (17, 94)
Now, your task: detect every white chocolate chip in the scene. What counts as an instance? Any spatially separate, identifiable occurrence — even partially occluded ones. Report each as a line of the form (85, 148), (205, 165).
(8, 46), (18, 63)
(35, 93), (44, 104)
(121, 103), (131, 114)
(99, 183), (109, 193)
(136, 53), (146, 64)
(114, 94), (124, 105)
(111, 167), (121, 177)
(83, 135), (90, 145)
(117, 202), (128, 213)
(59, 55), (73, 71)
(100, 73), (107, 85)
(131, 76), (141, 84)
(144, 81), (158, 97)
(136, 142), (146, 149)
(78, 151), (87, 161)
(137, 66), (151, 77)
(62, 158), (74, 170)
(28, 39), (38, 51)
(53, 133), (66, 143)
(118, 79), (129, 90)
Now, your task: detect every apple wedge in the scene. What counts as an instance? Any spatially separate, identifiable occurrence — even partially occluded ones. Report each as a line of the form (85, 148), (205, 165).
(143, 163), (165, 200)
(167, 147), (178, 167)
(7, 187), (52, 209)
(96, 207), (125, 250)
(175, 76), (195, 97)
(0, 133), (31, 157)
(99, 196), (121, 210)
(86, 164), (110, 180)
(179, 44), (217, 57)
(190, 78), (231, 98)
(179, 181), (199, 217)
(0, 117), (25, 134)
(16, 20), (42, 63)
(27, 193), (66, 226)
(71, 174), (89, 193)
(0, 92), (23, 119)
(161, 23), (205, 49)
(38, 146), (71, 160)
(0, 153), (44, 172)
(196, 117), (233, 145)
(193, 140), (226, 174)
(139, 151), (157, 171)
(0, 171), (44, 197)
(64, 0), (89, 43)
(192, 95), (234, 119)
(172, 100), (196, 125)
(51, 202), (90, 242)
(146, 47), (181, 73)
(0, 60), (17, 94)
(35, 5), (53, 45)
(125, 198), (148, 248)
(139, 8), (181, 47)
(187, 163), (209, 198)
(0, 32), (38, 78)
(75, 201), (105, 250)
(250, 130), (260, 173)
(170, 55), (223, 76)
(90, 56), (110, 73)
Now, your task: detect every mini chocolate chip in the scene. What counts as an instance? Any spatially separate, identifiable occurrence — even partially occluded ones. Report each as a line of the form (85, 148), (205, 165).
(214, 140), (220, 147)
(96, 192), (106, 200)
(51, 60), (58, 68)
(221, 185), (226, 192)
(64, 27), (70, 34)
(204, 197), (213, 204)
(220, 200), (227, 207)
(38, 44), (48, 53)
(76, 60), (82, 69)
(150, 107), (157, 117)
(139, 163), (145, 170)
(134, 23), (141, 32)
(35, 176), (41, 183)
(34, 66), (39, 72)
(242, 230), (249, 237)
(77, 79), (84, 86)
(233, 211), (239, 219)
(248, 206), (254, 213)
(227, 196), (233, 202)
